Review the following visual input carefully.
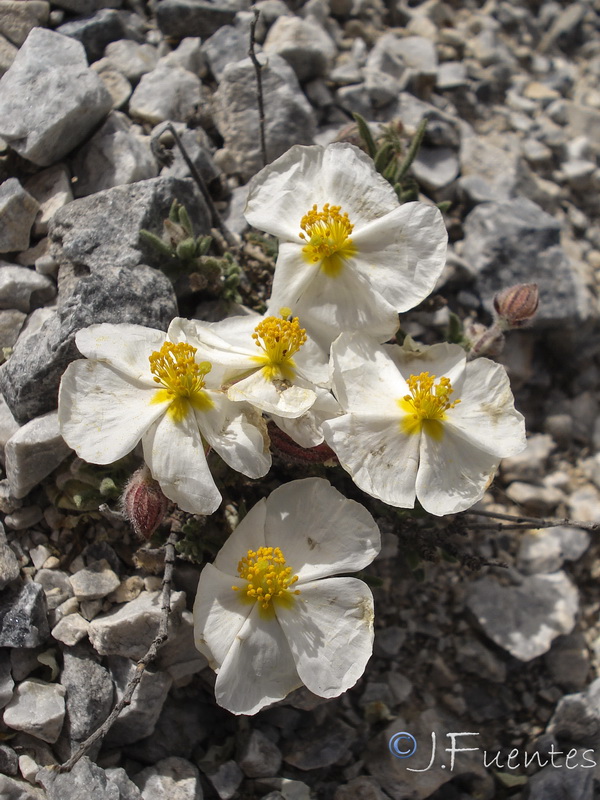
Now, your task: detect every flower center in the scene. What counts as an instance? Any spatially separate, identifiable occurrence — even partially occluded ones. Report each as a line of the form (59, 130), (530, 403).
(149, 341), (214, 421)
(233, 546), (300, 617)
(398, 372), (460, 440)
(299, 203), (357, 277)
(250, 309), (307, 382)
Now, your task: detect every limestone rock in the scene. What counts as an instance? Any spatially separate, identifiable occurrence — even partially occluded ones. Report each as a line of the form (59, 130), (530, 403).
(129, 64), (203, 126)
(3, 678), (65, 743)
(5, 410), (71, 498)
(0, 580), (49, 647)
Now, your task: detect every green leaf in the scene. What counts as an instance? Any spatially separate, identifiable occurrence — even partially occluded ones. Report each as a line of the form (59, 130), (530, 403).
(168, 199), (179, 223)
(352, 112), (377, 159)
(447, 311), (464, 344)
(397, 118), (428, 181)
(437, 200), (452, 213)
(176, 238), (197, 260)
(139, 229), (174, 258)
(374, 141), (394, 173)
(178, 204), (193, 235)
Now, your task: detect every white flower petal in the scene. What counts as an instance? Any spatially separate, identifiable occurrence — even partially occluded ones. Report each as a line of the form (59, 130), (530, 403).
(330, 333), (407, 415)
(212, 498), (268, 576)
(415, 426), (500, 515)
(143, 411), (221, 515)
(276, 577), (374, 698)
(198, 393), (271, 478)
(58, 360), (167, 464)
(445, 358), (526, 458)
(293, 336), (330, 388)
(351, 202), (447, 312)
(75, 323), (166, 385)
(215, 603), (301, 715)
(263, 478), (380, 582)
(391, 340), (467, 395)
(193, 563), (254, 669)
(323, 415), (420, 508)
(267, 243), (319, 320)
(271, 388), (341, 447)
(227, 370), (316, 418)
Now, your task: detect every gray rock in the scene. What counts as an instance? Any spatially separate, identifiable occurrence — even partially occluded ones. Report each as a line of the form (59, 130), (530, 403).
(34, 569), (73, 610)
(213, 54), (315, 181)
(0, 521), (19, 590)
(284, 719), (355, 770)
(61, 646), (113, 744)
(0, 265), (55, 312)
(69, 560), (121, 601)
(202, 24), (254, 83)
(52, 0), (122, 12)
(56, 8), (142, 63)
(88, 589), (186, 660)
(517, 526), (590, 575)
(0, 180), (40, 253)
(0, 1), (49, 48)
(156, 0), (236, 40)
(526, 762), (593, 800)
(547, 677), (600, 743)
(501, 433), (555, 482)
(334, 777), (389, 800)
(504, 481), (564, 514)
(39, 755), (127, 800)
(51, 613), (90, 646)
(461, 197), (592, 330)
(104, 768), (143, 800)
(94, 66), (132, 110)
(436, 60), (468, 90)
(263, 15), (336, 82)
(3, 678), (65, 743)
(0, 31), (17, 78)
(160, 37), (205, 75)
(0, 394), (19, 463)
(125, 695), (210, 763)
(0, 741), (18, 775)
(545, 631), (590, 691)
(455, 637), (507, 683)
(466, 571), (578, 661)
(24, 165), (73, 237)
(239, 729), (282, 778)
(129, 64), (203, 126)
(103, 39), (159, 83)
(0, 648), (14, 708)
(567, 484), (600, 522)
(153, 121), (220, 187)
(134, 757), (203, 800)
(411, 146), (459, 192)
(155, 609), (207, 682)
(0, 580), (49, 647)
(0, 28), (112, 166)
(4, 410), (70, 498)
(203, 760), (242, 800)
(0, 775), (45, 800)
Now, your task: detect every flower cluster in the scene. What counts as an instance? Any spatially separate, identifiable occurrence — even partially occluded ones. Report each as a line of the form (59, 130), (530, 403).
(58, 142), (527, 714)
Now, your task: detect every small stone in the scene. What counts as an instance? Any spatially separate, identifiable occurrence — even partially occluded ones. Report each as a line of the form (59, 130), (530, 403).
(69, 560), (121, 601)
(95, 66), (132, 110)
(156, 0), (236, 39)
(0, 180), (39, 253)
(455, 637), (507, 683)
(103, 39), (159, 83)
(0, 527), (19, 590)
(284, 719), (355, 770)
(3, 505), (43, 531)
(88, 589), (186, 660)
(4, 410), (71, 499)
(412, 146), (459, 192)
(568, 484), (600, 522)
(0, 580), (49, 647)
(239, 729), (282, 778)
(501, 433), (555, 482)
(160, 36), (204, 75)
(204, 760), (242, 800)
(39, 755), (134, 800)
(0, 28), (112, 166)
(34, 569), (73, 610)
(56, 8), (141, 64)
(517, 527), (590, 575)
(0, 775), (45, 800)
(3, 678), (65, 743)
(156, 609), (207, 683)
(0, 308), (26, 356)
(0, 1), (49, 48)
(0, 265), (54, 312)
(129, 64), (203, 126)
(104, 768), (143, 800)
(505, 481), (565, 514)
(436, 60), (467, 90)
(334, 776), (389, 800)
(264, 15), (336, 82)
(0, 742), (18, 775)
(374, 625), (406, 657)
(545, 631), (590, 691)
(0, 32), (17, 77)
(134, 756), (203, 800)
(202, 24), (254, 83)
(107, 575), (144, 604)
(23, 165), (73, 238)
(61, 646), (113, 744)
(0, 649), (14, 708)
(51, 613), (90, 646)
(466, 571), (578, 661)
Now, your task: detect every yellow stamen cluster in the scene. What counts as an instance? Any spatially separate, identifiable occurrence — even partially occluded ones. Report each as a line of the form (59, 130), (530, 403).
(299, 203), (357, 277)
(251, 310), (307, 382)
(233, 546), (300, 614)
(399, 371), (460, 440)
(149, 341), (213, 419)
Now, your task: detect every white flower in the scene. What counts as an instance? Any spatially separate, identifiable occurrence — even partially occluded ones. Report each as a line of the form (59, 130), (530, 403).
(180, 310), (329, 419)
(193, 477), (380, 715)
(58, 320), (271, 515)
(245, 142), (448, 346)
(270, 386), (342, 449)
(322, 333), (526, 516)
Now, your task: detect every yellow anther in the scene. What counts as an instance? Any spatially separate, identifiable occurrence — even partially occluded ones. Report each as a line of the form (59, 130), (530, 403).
(398, 371), (460, 440)
(250, 312), (307, 382)
(232, 546), (300, 616)
(299, 203), (357, 277)
(149, 341), (213, 420)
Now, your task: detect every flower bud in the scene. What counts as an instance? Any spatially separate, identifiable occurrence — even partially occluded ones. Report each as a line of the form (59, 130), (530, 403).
(268, 422), (337, 465)
(493, 283), (539, 329)
(121, 465), (169, 540)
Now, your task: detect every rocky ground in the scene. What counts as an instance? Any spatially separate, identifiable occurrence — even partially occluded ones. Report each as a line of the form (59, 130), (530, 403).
(1, 0), (600, 798)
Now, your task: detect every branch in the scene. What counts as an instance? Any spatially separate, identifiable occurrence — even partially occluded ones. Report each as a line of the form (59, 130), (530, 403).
(249, 8), (267, 168)
(54, 531), (179, 773)
(461, 508), (600, 531)
(164, 123), (238, 250)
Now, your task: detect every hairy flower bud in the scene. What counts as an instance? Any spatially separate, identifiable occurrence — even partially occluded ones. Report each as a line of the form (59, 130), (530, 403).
(121, 465), (169, 540)
(493, 283), (539, 329)
(268, 422), (337, 465)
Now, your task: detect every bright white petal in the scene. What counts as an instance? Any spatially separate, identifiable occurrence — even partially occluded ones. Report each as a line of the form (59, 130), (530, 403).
(323, 414), (420, 508)
(215, 604), (301, 715)
(198, 393), (271, 478)
(415, 426), (500, 515)
(75, 323), (166, 385)
(272, 388), (341, 447)
(58, 360), (167, 464)
(444, 358), (526, 458)
(276, 577), (374, 698)
(143, 411), (221, 514)
(212, 497), (268, 575)
(192, 563), (254, 670)
(390, 340), (467, 395)
(330, 333), (407, 415)
(351, 202), (447, 313)
(263, 478), (380, 582)
(293, 335), (330, 388)
(227, 370), (316, 418)
(267, 243), (318, 320)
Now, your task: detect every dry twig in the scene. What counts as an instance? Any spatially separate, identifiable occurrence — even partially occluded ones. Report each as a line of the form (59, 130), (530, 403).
(462, 508), (600, 531)
(249, 8), (267, 168)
